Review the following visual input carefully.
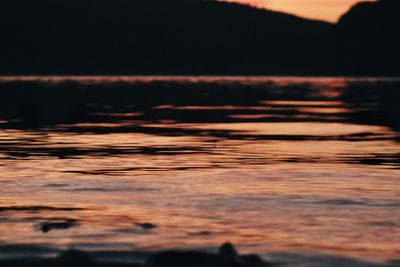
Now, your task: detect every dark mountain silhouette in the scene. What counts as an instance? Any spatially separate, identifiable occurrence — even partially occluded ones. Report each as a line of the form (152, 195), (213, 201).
(0, 0), (398, 75)
(0, 0), (333, 75)
(334, 0), (400, 75)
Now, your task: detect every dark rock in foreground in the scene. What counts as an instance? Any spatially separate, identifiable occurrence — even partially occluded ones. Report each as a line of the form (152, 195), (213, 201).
(0, 243), (268, 267)
(136, 223), (157, 230)
(0, 243), (397, 267)
(39, 219), (78, 233)
(52, 250), (98, 267)
(145, 243), (269, 267)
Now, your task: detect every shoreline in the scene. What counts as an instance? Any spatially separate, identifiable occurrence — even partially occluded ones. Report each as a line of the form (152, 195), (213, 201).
(0, 243), (397, 267)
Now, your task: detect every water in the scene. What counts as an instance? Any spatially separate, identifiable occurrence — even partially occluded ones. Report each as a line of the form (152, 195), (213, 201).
(0, 76), (399, 265)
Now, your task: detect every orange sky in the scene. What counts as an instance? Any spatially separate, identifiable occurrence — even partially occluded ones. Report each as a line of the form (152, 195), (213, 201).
(226, 0), (369, 22)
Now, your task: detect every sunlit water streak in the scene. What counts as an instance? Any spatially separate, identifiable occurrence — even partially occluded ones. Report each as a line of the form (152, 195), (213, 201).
(0, 76), (399, 265)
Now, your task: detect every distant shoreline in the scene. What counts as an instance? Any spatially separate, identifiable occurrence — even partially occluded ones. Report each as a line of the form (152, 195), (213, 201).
(1, 74), (400, 79)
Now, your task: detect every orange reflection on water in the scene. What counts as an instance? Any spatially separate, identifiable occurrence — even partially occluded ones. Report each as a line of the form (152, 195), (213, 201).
(1, 77), (400, 263)
(261, 101), (344, 106)
(155, 105), (282, 111)
(159, 122), (394, 137)
(297, 107), (351, 114)
(1, 119), (399, 261)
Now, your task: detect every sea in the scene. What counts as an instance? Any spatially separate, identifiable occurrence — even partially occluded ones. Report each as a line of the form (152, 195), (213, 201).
(0, 76), (399, 266)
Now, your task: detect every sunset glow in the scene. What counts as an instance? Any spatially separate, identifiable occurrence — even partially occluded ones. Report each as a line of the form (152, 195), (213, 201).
(227, 0), (368, 22)
(0, 0), (399, 265)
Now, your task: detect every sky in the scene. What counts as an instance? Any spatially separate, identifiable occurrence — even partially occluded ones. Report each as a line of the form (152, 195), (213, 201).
(226, 0), (367, 22)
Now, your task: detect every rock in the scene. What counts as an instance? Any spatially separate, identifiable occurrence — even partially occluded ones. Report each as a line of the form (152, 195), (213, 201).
(52, 250), (97, 267)
(145, 250), (225, 267)
(219, 243), (239, 260)
(39, 219), (78, 233)
(145, 243), (269, 267)
(136, 223), (157, 230)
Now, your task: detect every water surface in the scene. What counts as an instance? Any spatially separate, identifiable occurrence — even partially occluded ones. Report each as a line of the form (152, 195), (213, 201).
(0, 76), (399, 265)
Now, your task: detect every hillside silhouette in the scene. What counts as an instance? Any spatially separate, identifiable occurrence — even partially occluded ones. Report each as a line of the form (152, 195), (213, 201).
(334, 0), (400, 75)
(0, 0), (398, 75)
(0, 0), (332, 75)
